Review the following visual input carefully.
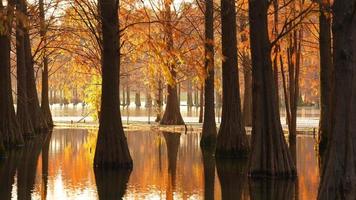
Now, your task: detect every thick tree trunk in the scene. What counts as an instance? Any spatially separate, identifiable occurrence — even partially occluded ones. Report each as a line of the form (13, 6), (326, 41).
(16, 0), (35, 139)
(248, 0), (296, 178)
(242, 54), (252, 127)
(24, 7), (48, 133)
(201, 0), (217, 147)
(216, 0), (249, 158)
(318, 0), (333, 156)
(317, 0), (356, 198)
(94, 0), (133, 169)
(39, 0), (53, 128)
(160, 1), (184, 125)
(0, 2), (24, 148)
(135, 92), (141, 107)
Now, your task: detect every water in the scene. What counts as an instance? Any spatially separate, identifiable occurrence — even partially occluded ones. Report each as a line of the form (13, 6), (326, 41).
(0, 128), (320, 200)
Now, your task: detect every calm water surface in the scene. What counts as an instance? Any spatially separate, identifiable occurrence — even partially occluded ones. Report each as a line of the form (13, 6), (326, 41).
(0, 128), (320, 200)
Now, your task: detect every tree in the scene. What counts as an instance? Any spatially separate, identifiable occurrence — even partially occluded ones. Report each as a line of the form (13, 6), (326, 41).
(23, 0), (48, 133)
(317, 0), (356, 198)
(93, 0), (133, 168)
(15, 0), (35, 139)
(200, 0), (217, 147)
(317, 0), (333, 156)
(160, 0), (185, 125)
(39, 0), (54, 128)
(215, 0), (249, 158)
(0, 0), (24, 148)
(248, 0), (296, 178)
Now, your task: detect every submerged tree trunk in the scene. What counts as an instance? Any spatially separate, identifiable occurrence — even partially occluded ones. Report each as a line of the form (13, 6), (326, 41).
(160, 1), (184, 125)
(94, 168), (131, 199)
(94, 0), (133, 169)
(248, 0), (296, 178)
(16, 0), (35, 139)
(24, 1), (48, 133)
(318, 0), (333, 156)
(317, 0), (356, 198)
(200, 0), (217, 147)
(216, 0), (249, 158)
(39, 0), (53, 128)
(0, 1), (24, 148)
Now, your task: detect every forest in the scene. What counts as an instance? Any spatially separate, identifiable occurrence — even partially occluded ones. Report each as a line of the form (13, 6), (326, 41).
(0, 0), (354, 199)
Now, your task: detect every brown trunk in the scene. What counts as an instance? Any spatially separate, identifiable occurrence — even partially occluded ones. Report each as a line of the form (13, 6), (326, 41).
(0, 1), (24, 148)
(216, 0), (249, 158)
(199, 86), (204, 123)
(155, 78), (163, 122)
(145, 89), (152, 108)
(39, 0), (53, 128)
(16, 0), (35, 138)
(126, 85), (130, 106)
(317, 0), (356, 198)
(242, 54), (252, 127)
(201, 0), (217, 147)
(94, 0), (133, 168)
(160, 1), (184, 125)
(135, 92), (141, 107)
(318, 0), (333, 156)
(24, 1), (48, 133)
(248, 0), (296, 178)
(187, 79), (193, 107)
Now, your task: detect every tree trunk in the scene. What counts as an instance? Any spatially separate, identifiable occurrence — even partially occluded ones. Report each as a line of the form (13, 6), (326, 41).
(317, 0), (356, 198)
(135, 92), (141, 107)
(16, 0), (35, 139)
(199, 86), (204, 123)
(242, 54), (252, 127)
(39, 0), (53, 128)
(94, 0), (133, 169)
(126, 85), (130, 106)
(24, 1), (48, 133)
(201, 0), (217, 147)
(0, 149), (18, 199)
(187, 79), (193, 107)
(248, 0), (296, 178)
(160, 1), (184, 125)
(215, 0), (249, 158)
(318, 0), (333, 156)
(121, 84), (126, 106)
(0, 1), (24, 148)
(145, 89), (152, 108)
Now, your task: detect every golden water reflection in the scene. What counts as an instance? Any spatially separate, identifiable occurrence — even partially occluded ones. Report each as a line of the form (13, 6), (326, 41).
(0, 129), (319, 199)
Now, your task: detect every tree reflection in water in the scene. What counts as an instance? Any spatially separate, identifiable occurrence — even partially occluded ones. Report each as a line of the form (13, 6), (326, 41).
(216, 159), (248, 200)
(163, 132), (181, 200)
(249, 179), (296, 200)
(94, 168), (131, 200)
(201, 147), (215, 200)
(0, 150), (18, 200)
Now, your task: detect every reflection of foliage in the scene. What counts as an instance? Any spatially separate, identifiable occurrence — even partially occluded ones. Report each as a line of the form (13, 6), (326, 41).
(84, 76), (101, 121)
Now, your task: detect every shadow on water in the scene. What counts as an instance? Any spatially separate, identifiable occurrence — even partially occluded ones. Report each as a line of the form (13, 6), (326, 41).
(162, 131), (181, 200)
(94, 168), (131, 200)
(249, 179), (297, 200)
(216, 158), (248, 200)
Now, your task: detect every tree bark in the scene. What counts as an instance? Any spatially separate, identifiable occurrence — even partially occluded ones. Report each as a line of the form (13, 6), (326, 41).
(0, 1), (24, 148)
(39, 0), (53, 128)
(187, 79), (193, 107)
(199, 86), (204, 123)
(145, 89), (152, 108)
(16, 0), (35, 139)
(248, 0), (296, 178)
(201, 0), (217, 147)
(317, 0), (356, 198)
(242, 54), (252, 127)
(318, 0), (333, 156)
(215, 0), (249, 158)
(94, 0), (133, 169)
